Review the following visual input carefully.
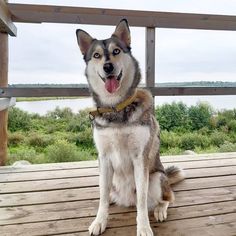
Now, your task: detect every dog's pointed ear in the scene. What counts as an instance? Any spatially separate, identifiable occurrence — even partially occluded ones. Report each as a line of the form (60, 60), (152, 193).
(76, 29), (94, 55)
(112, 19), (131, 47)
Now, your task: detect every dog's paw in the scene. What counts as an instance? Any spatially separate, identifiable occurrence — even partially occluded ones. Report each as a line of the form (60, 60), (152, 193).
(88, 217), (107, 236)
(154, 203), (168, 222)
(137, 225), (154, 236)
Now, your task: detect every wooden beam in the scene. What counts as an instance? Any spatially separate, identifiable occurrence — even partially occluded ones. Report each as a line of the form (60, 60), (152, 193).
(0, 32), (9, 166)
(0, 0), (17, 36)
(0, 98), (16, 111)
(8, 3), (236, 31)
(0, 87), (236, 97)
(145, 28), (155, 87)
(150, 87), (236, 96)
(0, 87), (90, 97)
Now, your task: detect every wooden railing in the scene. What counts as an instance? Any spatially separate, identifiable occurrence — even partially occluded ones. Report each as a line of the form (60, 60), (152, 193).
(0, 1), (236, 165)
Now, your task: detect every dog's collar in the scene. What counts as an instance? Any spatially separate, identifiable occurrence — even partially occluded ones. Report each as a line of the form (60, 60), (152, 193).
(89, 91), (137, 120)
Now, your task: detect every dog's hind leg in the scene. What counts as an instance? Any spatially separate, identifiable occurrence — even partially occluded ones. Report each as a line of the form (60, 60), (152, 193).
(148, 172), (174, 222)
(154, 201), (169, 222)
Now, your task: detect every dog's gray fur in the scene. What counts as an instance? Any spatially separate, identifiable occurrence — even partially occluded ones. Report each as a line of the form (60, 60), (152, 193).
(76, 19), (184, 236)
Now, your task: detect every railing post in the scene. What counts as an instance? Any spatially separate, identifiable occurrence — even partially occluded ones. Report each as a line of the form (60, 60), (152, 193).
(145, 27), (156, 108)
(0, 29), (9, 166)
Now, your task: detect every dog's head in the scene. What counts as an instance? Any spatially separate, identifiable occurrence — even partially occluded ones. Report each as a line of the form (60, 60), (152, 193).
(76, 19), (140, 106)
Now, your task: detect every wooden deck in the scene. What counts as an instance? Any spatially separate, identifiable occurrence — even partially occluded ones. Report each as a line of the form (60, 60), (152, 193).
(0, 152), (236, 236)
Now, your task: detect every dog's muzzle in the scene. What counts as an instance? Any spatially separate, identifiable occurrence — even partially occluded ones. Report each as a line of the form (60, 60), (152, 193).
(98, 70), (123, 82)
(98, 70), (123, 93)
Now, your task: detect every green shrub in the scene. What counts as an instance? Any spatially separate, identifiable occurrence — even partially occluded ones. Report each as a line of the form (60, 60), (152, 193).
(46, 107), (74, 119)
(216, 109), (236, 129)
(64, 132), (80, 144)
(8, 107), (32, 132)
(198, 127), (211, 135)
(161, 147), (183, 155)
(75, 147), (97, 161)
(67, 117), (89, 132)
(210, 131), (229, 147)
(180, 133), (211, 150)
(180, 133), (196, 150)
(160, 131), (180, 149)
(76, 128), (93, 147)
(8, 146), (46, 165)
(219, 141), (236, 152)
(219, 125), (229, 133)
(209, 116), (218, 129)
(8, 132), (25, 146)
(27, 133), (55, 147)
(188, 102), (213, 130)
(228, 120), (236, 132)
(46, 140), (79, 162)
(229, 132), (236, 143)
(194, 145), (219, 154)
(156, 102), (190, 131)
(67, 109), (91, 132)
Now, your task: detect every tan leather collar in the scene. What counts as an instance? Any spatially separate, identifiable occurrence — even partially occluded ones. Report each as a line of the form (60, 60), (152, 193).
(89, 91), (137, 120)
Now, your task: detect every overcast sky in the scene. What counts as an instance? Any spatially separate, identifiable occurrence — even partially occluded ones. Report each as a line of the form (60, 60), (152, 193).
(8, 0), (236, 84)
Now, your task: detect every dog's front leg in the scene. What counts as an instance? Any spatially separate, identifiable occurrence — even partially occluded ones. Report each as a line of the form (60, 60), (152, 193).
(89, 155), (113, 236)
(134, 158), (153, 236)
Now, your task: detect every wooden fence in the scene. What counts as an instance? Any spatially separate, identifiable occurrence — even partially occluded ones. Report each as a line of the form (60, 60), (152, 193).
(0, 0), (236, 165)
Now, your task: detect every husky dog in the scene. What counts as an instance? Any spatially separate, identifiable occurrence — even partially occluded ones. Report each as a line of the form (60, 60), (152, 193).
(76, 19), (184, 236)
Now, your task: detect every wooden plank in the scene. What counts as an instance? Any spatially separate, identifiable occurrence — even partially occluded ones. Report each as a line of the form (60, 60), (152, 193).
(0, 197), (234, 226)
(174, 186), (236, 206)
(0, 97), (15, 111)
(0, 186), (100, 207)
(145, 28), (155, 88)
(167, 158), (236, 169)
(1, 152), (235, 173)
(184, 165), (236, 178)
(0, 185), (235, 207)
(0, 176), (98, 193)
(0, 174), (235, 194)
(81, 213), (236, 236)
(1, 86), (236, 97)
(0, 164), (236, 182)
(0, 31), (8, 166)
(1, 155), (236, 174)
(160, 152), (236, 161)
(0, 167), (99, 182)
(173, 175), (236, 191)
(0, 160), (99, 173)
(0, 210), (235, 235)
(8, 3), (236, 31)
(0, 168), (96, 182)
(0, 0), (17, 36)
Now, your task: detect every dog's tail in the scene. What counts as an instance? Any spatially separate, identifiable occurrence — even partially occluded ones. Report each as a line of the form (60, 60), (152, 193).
(165, 166), (185, 185)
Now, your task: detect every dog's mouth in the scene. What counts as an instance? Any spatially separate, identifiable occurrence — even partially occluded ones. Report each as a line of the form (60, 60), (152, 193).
(99, 71), (123, 94)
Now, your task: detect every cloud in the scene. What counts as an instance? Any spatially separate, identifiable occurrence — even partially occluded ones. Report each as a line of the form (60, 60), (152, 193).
(8, 0), (236, 84)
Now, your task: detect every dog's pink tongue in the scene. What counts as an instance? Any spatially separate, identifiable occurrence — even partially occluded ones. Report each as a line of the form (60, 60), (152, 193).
(105, 77), (119, 93)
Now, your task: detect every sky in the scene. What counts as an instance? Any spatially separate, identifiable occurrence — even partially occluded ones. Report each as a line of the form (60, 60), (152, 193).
(8, 0), (236, 84)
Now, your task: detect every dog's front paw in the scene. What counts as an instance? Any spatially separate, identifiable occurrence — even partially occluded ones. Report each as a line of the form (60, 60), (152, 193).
(88, 217), (107, 236)
(137, 225), (154, 236)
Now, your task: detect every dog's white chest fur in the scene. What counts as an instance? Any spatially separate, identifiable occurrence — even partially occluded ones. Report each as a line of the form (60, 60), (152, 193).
(94, 125), (150, 206)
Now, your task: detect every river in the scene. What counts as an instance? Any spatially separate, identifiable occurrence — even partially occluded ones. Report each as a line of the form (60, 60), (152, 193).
(15, 95), (236, 115)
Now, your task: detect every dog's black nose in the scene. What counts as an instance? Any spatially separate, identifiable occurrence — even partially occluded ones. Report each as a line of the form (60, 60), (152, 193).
(103, 63), (114, 74)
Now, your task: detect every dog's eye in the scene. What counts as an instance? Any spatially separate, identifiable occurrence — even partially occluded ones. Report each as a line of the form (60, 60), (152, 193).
(93, 53), (101, 59)
(113, 48), (120, 56)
